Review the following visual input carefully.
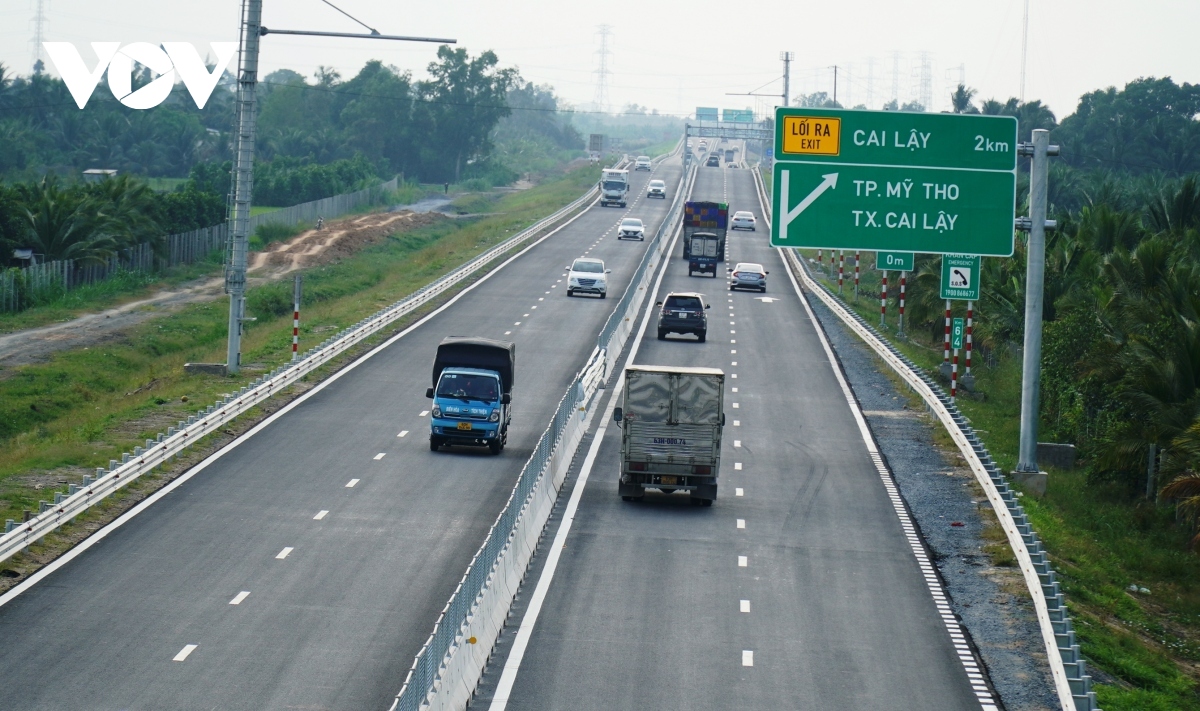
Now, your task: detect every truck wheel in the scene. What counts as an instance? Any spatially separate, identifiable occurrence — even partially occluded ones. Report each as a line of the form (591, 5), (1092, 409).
(429, 437), (441, 452)
(761, 286), (767, 293)
(701, 499), (714, 507)
(697, 331), (706, 343)
(489, 440), (502, 455)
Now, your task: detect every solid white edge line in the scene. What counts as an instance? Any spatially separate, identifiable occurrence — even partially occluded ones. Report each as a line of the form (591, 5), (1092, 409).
(487, 187), (685, 711)
(0, 180), (608, 610)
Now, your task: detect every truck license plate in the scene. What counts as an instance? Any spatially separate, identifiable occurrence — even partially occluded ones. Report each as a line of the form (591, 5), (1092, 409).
(457, 422), (472, 431)
(660, 476), (678, 485)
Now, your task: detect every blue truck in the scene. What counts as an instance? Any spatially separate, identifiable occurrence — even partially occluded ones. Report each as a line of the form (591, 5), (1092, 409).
(425, 337), (515, 455)
(682, 201), (728, 276)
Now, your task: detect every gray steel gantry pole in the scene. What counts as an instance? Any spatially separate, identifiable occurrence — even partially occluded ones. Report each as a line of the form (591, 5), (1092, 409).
(1016, 128), (1053, 472)
(226, 0), (263, 374)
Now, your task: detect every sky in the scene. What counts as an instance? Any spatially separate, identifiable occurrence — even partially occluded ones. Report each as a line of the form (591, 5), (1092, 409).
(2, 0), (1198, 122)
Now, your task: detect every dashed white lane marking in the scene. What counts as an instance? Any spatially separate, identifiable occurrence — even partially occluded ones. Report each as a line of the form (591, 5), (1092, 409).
(731, 361), (738, 366)
(735, 487), (744, 496)
(397, 430), (408, 437)
(731, 374), (738, 379)
(419, 410), (429, 417)
(531, 306), (537, 310)
(505, 331), (512, 335)
(314, 510), (328, 520)
(730, 330), (736, 334)
(544, 291), (550, 295)
(732, 403), (740, 408)
(735, 462), (742, 470)
(374, 453), (386, 460)
(731, 339), (736, 343)
(173, 644), (198, 661)
(742, 650), (754, 667)
(732, 387), (738, 393)
(345, 479), (359, 488)
(514, 321), (522, 326)
(523, 313), (530, 317)
(276, 547), (293, 559)
(733, 420), (740, 426)
(738, 556), (748, 567)
(740, 600), (751, 612)
(551, 285), (557, 288)
(229, 591), (250, 605)
(734, 440), (742, 447)
(730, 321), (735, 325)
(737, 519), (746, 529)
(731, 349), (737, 354)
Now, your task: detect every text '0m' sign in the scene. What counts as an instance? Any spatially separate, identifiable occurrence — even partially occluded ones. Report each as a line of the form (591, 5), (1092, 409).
(770, 107), (1018, 257)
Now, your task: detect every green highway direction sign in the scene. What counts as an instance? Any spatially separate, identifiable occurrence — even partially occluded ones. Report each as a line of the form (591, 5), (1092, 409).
(951, 318), (965, 350)
(769, 107), (1018, 256)
(940, 254), (981, 300)
(875, 251), (914, 271)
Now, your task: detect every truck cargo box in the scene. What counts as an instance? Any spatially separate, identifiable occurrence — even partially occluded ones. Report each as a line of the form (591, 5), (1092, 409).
(433, 337), (515, 394)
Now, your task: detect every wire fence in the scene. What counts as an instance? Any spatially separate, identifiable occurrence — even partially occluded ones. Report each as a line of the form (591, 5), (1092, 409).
(1, 177), (399, 313)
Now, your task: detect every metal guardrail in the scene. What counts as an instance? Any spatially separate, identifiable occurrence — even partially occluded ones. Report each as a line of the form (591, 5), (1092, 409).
(389, 145), (693, 711)
(751, 166), (1098, 711)
(0, 172), (610, 565)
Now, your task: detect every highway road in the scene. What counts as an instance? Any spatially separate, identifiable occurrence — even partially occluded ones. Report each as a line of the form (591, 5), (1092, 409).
(0, 156), (681, 710)
(486, 151), (996, 710)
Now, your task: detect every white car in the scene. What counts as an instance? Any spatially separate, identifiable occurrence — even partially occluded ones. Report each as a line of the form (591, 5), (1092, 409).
(647, 179), (667, 199)
(567, 258), (610, 298)
(634, 156), (652, 171)
(617, 217), (645, 240)
(730, 262), (768, 292)
(686, 139), (694, 149)
(730, 211), (757, 231)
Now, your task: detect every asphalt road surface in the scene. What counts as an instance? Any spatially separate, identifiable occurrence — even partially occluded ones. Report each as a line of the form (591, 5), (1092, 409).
(0, 156), (682, 711)
(488, 157), (991, 710)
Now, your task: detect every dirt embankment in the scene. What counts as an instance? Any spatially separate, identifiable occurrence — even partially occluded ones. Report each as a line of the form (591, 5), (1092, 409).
(0, 210), (442, 368)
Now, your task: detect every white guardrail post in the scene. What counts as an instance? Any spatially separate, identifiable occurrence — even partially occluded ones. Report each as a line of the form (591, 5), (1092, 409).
(750, 166), (1097, 711)
(390, 146), (694, 711)
(0, 177), (605, 567)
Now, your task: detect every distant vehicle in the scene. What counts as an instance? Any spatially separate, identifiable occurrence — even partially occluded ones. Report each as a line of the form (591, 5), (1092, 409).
(730, 262), (768, 292)
(687, 232), (720, 277)
(686, 139), (694, 149)
(698, 140), (708, 151)
(613, 364), (725, 505)
(600, 168), (629, 207)
(682, 201), (728, 264)
(618, 217), (645, 241)
(724, 149), (735, 163)
(426, 337), (515, 455)
(705, 154), (721, 167)
(647, 179), (667, 199)
(634, 156), (652, 171)
(567, 257), (611, 298)
(656, 292), (709, 342)
(730, 211), (757, 231)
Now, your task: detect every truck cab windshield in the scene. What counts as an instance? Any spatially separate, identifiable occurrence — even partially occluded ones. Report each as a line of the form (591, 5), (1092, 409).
(437, 373), (499, 401)
(602, 180), (625, 190)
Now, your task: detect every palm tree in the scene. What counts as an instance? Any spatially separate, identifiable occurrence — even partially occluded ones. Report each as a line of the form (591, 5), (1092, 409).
(1159, 470), (1200, 548)
(21, 178), (117, 264)
(950, 84), (978, 114)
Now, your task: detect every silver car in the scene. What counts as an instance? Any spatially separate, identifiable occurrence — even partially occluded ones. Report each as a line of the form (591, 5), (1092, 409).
(730, 262), (768, 292)
(647, 179), (667, 199)
(617, 217), (645, 240)
(634, 156), (652, 171)
(567, 258), (611, 298)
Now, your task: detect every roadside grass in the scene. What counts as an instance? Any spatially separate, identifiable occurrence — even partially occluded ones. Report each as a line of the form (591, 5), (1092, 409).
(800, 255), (1200, 710)
(249, 205), (281, 216)
(0, 162), (600, 531)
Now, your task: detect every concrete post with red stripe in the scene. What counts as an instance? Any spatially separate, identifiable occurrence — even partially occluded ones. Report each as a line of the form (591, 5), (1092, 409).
(898, 271), (906, 336)
(943, 299), (952, 365)
(818, 249), (823, 275)
(966, 301), (974, 377)
(854, 251), (860, 300)
(880, 271), (888, 326)
(838, 250), (844, 294)
(951, 348), (959, 402)
(291, 274), (303, 361)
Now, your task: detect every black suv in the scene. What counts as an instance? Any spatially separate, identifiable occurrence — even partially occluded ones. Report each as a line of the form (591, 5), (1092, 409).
(705, 154), (721, 167)
(656, 292), (710, 342)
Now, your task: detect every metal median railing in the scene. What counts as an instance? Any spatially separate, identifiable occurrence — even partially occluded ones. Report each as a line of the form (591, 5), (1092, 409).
(390, 151), (694, 711)
(0, 173), (608, 566)
(751, 166), (1097, 711)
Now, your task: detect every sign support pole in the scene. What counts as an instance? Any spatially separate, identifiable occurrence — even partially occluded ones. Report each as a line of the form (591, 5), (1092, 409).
(1016, 129), (1053, 473)
(880, 270), (887, 327)
(898, 271), (906, 336)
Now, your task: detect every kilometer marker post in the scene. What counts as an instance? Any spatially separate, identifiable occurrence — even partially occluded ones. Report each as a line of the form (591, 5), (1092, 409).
(880, 270), (887, 326)
(838, 250), (845, 294)
(898, 271), (906, 336)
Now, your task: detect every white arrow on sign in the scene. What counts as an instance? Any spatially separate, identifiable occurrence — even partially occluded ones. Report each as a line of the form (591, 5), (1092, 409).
(780, 171), (838, 238)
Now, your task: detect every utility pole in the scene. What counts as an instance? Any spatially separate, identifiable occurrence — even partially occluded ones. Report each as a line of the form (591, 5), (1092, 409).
(30, 0), (47, 74)
(780, 51), (793, 107)
(594, 25), (613, 113)
(222, 0), (453, 374)
(1015, 128), (1059, 475)
(1019, 0), (1030, 101)
(830, 65), (838, 106)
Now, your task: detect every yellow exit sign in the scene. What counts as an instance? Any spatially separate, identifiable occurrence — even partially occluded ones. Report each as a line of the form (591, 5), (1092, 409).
(781, 116), (841, 156)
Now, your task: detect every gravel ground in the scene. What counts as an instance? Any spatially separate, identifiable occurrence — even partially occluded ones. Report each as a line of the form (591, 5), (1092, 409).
(806, 292), (1058, 711)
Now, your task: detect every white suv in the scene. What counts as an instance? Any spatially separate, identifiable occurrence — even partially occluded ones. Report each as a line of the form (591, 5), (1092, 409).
(634, 156), (652, 171)
(647, 179), (666, 199)
(567, 258), (610, 298)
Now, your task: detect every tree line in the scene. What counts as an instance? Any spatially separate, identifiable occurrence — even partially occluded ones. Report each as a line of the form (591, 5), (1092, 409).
(896, 77), (1200, 543)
